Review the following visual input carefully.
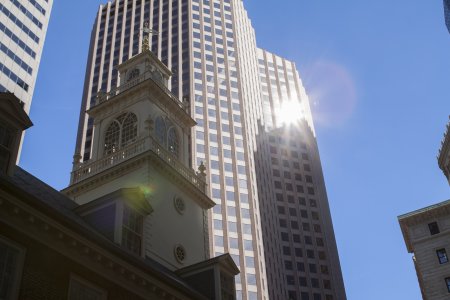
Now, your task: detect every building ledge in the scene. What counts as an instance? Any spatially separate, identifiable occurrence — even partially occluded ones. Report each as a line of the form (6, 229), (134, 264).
(64, 136), (213, 209)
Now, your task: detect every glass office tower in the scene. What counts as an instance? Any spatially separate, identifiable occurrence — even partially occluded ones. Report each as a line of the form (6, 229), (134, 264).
(0, 0), (53, 113)
(73, 1), (346, 299)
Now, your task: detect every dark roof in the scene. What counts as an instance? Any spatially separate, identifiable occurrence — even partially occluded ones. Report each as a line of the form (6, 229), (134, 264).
(0, 167), (208, 299)
(10, 167), (79, 210)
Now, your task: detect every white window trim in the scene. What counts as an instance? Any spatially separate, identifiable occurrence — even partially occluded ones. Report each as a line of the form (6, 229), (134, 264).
(115, 202), (145, 257)
(0, 235), (26, 300)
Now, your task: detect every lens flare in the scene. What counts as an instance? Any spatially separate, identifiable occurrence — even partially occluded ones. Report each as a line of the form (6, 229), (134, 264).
(276, 99), (304, 126)
(303, 60), (357, 127)
(140, 184), (155, 199)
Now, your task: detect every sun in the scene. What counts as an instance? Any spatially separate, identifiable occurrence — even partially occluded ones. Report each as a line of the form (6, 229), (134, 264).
(276, 99), (304, 126)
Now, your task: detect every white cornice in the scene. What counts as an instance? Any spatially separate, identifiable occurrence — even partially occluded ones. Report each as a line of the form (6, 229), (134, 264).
(64, 149), (214, 209)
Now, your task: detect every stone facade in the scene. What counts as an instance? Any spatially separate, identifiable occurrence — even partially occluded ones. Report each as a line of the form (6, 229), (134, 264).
(399, 200), (450, 299)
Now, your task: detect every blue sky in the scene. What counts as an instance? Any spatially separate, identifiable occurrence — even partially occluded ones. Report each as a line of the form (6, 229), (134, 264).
(20, 1), (450, 299)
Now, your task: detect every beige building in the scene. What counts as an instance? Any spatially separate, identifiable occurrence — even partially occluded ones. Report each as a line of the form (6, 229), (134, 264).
(399, 200), (450, 299)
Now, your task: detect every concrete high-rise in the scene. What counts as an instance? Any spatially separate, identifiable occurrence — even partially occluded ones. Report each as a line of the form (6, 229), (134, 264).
(444, 0), (450, 33)
(73, 1), (346, 299)
(0, 0), (53, 113)
(255, 49), (346, 300)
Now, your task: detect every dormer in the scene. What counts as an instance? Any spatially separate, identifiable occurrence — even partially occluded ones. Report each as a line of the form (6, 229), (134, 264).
(75, 188), (153, 256)
(0, 93), (32, 176)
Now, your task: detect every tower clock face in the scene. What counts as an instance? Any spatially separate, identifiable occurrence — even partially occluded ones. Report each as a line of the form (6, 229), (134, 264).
(127, 68), (140, 81)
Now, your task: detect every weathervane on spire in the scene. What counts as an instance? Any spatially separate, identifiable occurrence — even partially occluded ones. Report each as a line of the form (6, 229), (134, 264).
(141, 21), (159, 52)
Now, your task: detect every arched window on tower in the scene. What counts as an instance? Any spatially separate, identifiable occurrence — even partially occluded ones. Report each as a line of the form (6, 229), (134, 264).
(167, 127), (179, 157)
(103, 112), (138, 156)
(104, 121), (120, 155)
(155, 117), (166, 146)
(121, 113), (138, 147)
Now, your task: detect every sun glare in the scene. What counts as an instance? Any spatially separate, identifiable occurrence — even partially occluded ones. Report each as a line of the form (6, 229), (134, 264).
(277, 99), (304, 126)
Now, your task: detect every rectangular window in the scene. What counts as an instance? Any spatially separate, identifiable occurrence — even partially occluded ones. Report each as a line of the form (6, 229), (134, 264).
(311, 278), (320, 288)
(229, 237), (238, 249)
(0, 236), (25, 300)
(122, 205), (143, 255)
(244, 240), (253, 251)
(437, 248), (449, 264)
(288, 291), (297, 300)
(245, 256), (254, 268)
(214, 219), (223, 230)
(299, 277), (307, 287)
(68, 275), (107, 300)
(428, 222), (440, 235)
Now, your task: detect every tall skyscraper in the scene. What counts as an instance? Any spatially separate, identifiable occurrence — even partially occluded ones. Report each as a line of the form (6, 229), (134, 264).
(444, 0), (450, 34)
(255, 50), (346, 300)
(0, 0), (53, 113)
(73, 1), (346, 299)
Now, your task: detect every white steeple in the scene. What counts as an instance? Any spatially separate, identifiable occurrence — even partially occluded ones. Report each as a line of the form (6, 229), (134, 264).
(64, 49), (213, 270)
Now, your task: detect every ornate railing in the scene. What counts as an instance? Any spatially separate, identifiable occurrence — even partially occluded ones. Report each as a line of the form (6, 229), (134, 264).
(94, 70), (185, 111)
(71, 137), (206, 192)
(71, 139), (146, 183)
